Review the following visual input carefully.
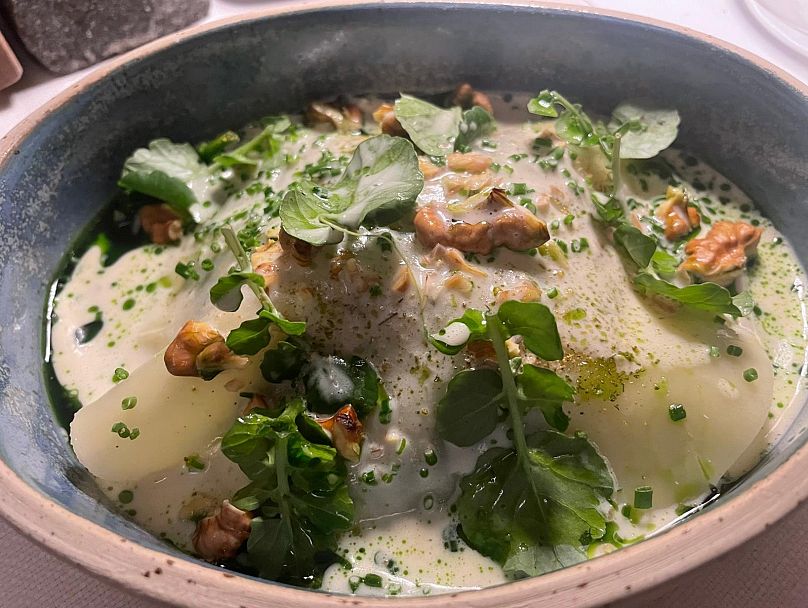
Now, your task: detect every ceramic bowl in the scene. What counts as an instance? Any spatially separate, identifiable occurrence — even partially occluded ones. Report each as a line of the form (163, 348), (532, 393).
(2, 2), (808, 606)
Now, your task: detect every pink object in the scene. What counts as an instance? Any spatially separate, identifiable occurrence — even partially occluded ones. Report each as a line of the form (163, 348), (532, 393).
(0, 31), (22, 90)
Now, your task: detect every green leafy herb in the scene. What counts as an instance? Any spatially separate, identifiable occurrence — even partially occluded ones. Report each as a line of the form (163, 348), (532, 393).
(634, 272), (741, 316)
(436, 369), (504, 446)
(197, 130), (240, 163)
(279, 135), (423, 246)
(184, 454), (206, 470)
(517, 364), (574, 432)
(457, 431), (613, 578)
(455, 106), (496, 151)
(221, 398), (353, 586)
(610, 102), (680, 160)
(496, 301), (563, 361)
(210, 227), (306, 336)
(732, 291), (755, 317)
(651, 249), (680, 278)
(118, 138), (206, 222)
(261, 340), (307, 383)
(303, 355), (385, 417)
(226, 316), (273, 355)
(393, 94), (462, 156)
(213, 118), (290, 168)
(613, 224), (656, 268)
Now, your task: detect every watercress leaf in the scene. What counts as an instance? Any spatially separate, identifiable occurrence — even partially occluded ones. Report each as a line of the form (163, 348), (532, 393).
(555, 112), (589, 147)
(330, 134), (423, 227)
(634, 272), (741, 316)
(232, 480), (277, 511)
(651, 249), (679, 278)
(289, 485), (353, 534)
(503, 544), (585, 579)
(261, 341), (307, 383)
(302, 355), (385, 416)
(496, 301), (563, 361)
(429, 309), (487, 355)
(610, 102), (680, 159)
(197, 130), (240, 163)
(226, 316), (272, 355)
(732, 291), (755, 317)
(221, 412), (276, 477)
(279, 135), (423, 244)
(591, 194), (624, 226)
(613, 224), (656, 268)
(517, 365), (574, 432)
(437, 368), (504, 446)
(527, 91), (559, 118)
(209, 271), (265, 312)
(455, 106), (496, 151)
(279, 187), (343, 246)
(214, 121), (288, 167)
(121, 138), (205, 182)
(258, 308), (307, 336)
(343, 356), (384, 418)
(246, 517), (293, 580)
(456, 430), (613, 577)
(394, 93), (463, 157)
(287, 432), (337, 467)
(118, 170), (198, 223)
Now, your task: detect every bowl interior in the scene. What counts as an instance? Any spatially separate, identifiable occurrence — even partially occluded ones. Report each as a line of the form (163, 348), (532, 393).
(1, 0), (808, 596)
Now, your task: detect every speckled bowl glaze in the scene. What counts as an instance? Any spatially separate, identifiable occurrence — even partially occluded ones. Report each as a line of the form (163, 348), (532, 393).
(2, 2), (808, 606)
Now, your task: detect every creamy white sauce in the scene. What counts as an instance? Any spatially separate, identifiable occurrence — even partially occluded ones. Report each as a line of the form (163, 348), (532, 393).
(50, 93), (808, 595)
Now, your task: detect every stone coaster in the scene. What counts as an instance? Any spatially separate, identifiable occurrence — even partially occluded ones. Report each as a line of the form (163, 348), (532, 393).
(0, 0), (209, 74)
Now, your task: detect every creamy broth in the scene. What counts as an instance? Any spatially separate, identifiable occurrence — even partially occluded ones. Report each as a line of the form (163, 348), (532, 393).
(48, 92), (807, 595)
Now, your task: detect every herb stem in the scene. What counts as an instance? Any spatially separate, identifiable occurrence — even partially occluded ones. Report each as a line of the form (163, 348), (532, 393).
(221, 226), (284, 317)
(611, 134), (622, 197)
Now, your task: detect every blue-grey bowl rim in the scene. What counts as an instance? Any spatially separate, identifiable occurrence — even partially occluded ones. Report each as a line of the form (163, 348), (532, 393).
(1, 2), (807, 607)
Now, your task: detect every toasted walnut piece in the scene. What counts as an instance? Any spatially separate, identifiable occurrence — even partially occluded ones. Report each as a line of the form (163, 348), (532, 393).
(305, 102), (363, 133)
(421, 244), (487, 277)
(164, 321), (247, 378)
(279, 228), (320, 267)
(466, 339), (496, 364)
(656, 186), (701, 241)
(392, 266), (412, 294)
(415, 190), (549, 255)
(442, 172), (495, 196)
(679, 220), (763, 286)
(317, 405), (364, 462)
(447, 152), (493, 174)
(139, 204), (182, 245)
(451, 83), (494, 114)
(193, 500), (252, 562)
(250, 240), (282, 290)
(444, 273), (474, 295)
(419, 157), (443, 179)
(372, 102), (407, 137)
(244, 394), (269, 414)
(495, 280), (541, 305)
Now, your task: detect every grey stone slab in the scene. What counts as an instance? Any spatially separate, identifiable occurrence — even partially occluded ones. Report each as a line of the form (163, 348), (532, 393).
(0, 0), (209, 74)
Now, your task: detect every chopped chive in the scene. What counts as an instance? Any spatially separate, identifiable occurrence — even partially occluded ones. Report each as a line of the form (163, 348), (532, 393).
(547, 287), (559, 299)
(396, 438), (407, 455)
(129, 427), (140, 440)
(563, 213), (575, 226)
(668, 403), (687, 422)
(634, 486), (653, 509)
(709, 346), (721, 358)
(726, 345), (743, 357)
(743, 368), (758, 382)
(121, 396), (138, 410)
(111, 421), (130, 438)
(509, 182), (529, 196)
(112, 367), (129, 383)
(419, 468), (429, 478)
(360, 470), (377, 486)
(424, 449), (438, 466)
(550, 219), (560, 230)
(363, 574), (383, 588)
(184, 454), (205, 470)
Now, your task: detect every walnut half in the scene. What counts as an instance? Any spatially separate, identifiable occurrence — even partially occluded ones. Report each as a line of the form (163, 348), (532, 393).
(679, 220), (763, 286)
(164, 321), (248, 378)
(655, 186), (700, 241)
(193, 500), (252, 561)
(316, 404), (364, 462)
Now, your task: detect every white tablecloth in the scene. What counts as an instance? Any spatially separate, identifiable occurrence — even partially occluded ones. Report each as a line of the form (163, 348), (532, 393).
(2, 1), (807, 606)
